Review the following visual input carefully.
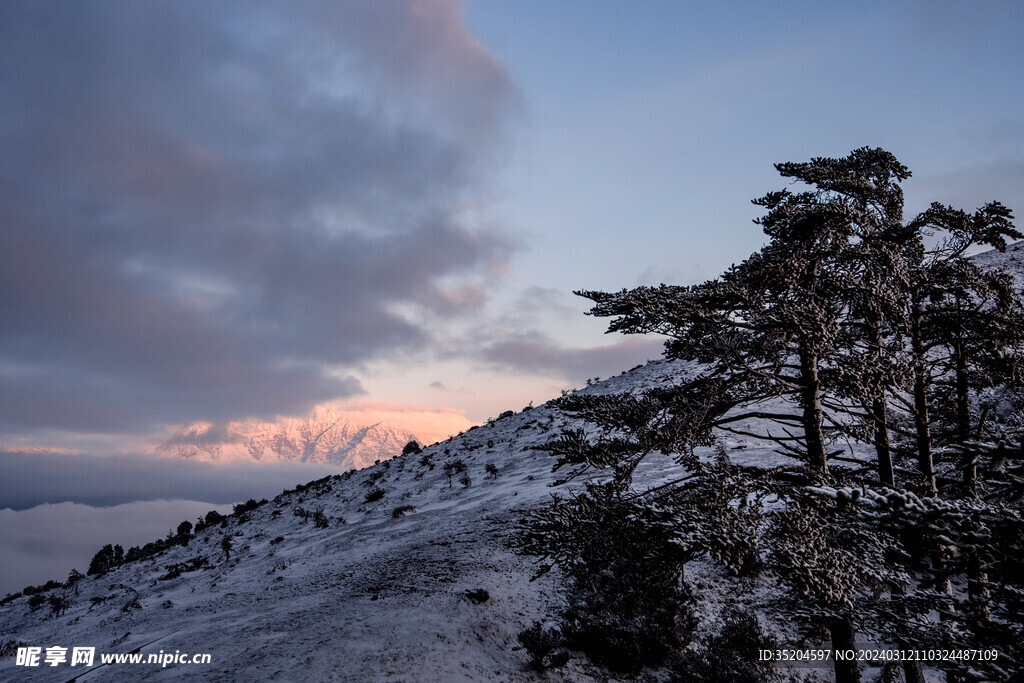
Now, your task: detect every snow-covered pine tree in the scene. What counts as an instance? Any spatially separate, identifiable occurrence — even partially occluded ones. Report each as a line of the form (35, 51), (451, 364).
(904, 202), (1023, 496)
(579, 148), (917, 480)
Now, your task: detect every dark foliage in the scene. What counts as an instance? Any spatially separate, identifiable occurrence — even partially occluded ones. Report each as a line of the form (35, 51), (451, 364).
(517, 622), (569, 672)
(391, 505), (416, 519)
(159, 557), (209, 581)
(87, 544), (124, 576)
(520, 483), (697, 672)
(521, 149), (1024, 681)
(672, 608), (781, 683)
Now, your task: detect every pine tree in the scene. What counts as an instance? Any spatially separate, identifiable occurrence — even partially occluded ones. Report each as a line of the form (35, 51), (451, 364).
(580, 148), (916, 478)
(905, 202), (1023, 495)
(523, 148), (1024, 680)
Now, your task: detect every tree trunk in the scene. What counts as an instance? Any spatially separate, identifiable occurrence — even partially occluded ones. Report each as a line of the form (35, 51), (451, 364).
(829, 615), (861, 683)
(967, 551), (991, 622)
(872, 397), (894, 487)
(890, 582), (926, 683)
(910, 301), (938, 494)
(953, 342), (976, 496)
(866, 314), (895, 487)
(799, 340), (828, 476)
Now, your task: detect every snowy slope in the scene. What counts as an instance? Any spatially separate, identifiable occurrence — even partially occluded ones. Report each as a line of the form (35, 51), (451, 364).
(0, 364), (699, 682)
(970, 239), (1024, 291)
(3, 246), (1019, 681)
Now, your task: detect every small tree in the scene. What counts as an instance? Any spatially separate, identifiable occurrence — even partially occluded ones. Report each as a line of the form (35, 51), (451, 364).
(65, 569), (84, 595)
(220, 535), (233, 561)
(87, 544), (119, 576)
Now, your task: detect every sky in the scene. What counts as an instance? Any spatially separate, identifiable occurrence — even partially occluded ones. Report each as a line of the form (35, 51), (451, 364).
(1, 0), (1023, 592)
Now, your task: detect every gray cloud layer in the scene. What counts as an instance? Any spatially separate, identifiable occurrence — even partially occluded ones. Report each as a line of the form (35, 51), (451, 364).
(0, 1), (516, 434)
(0, 451), (340, 511)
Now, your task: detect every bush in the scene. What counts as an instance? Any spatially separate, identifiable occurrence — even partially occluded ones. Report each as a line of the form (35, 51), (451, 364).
(47, 594), (71, 618)
(485, 463), (499, 479)
(195, 509), (226, 533)
(673, 608), (780, 682)
(365, 487), (386, 503)
(313, 507), (330, 528)
(87, 544), (124, 576)
(402, 440), (423, 456)
(517, 622), (569, 672)
(159, 556), (209, 581)
(220, 536), (233, 561)
(391, 505), (416, 519)
(442, 458), (468, 487)
(232, 498), (266, 517)
(519, 484), (695, 673)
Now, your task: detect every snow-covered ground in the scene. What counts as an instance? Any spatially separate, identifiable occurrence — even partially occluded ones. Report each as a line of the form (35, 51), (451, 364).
(3, 245), (1020, 681)
(0, 362), (699, 681)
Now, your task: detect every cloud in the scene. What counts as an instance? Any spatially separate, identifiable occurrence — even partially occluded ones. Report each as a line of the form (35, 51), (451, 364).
(481, 334), (664, 384)
(0, 1), (517, 435)
(0, 500), (232, 596)
(161, 423), (246, 448)
(0, 451), (339, 511)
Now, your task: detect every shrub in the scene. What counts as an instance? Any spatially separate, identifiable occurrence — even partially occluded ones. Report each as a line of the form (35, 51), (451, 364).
(195, 509), (225, 533)
(365, 487), (386, 503)
(27, 594), (45, 611)
(459, 473), (472, 488)
(48, 594), (71, 618)
(158, 556), (209, 581)
(520, 484), (696, 673)
(270, 536), (285, 545)
(517, 622), (569, 672)
(673, 608), (780, 682)
(402, 440), (423, 456)
(65, 569), (84, 593)
(485, 464), (499, 479)
(391, 505), (416, 519)
(220, 536), (233, 561)
(232, 498), (266, 517)
(87, 544), (123, 576)
(313, 507), (330, 528)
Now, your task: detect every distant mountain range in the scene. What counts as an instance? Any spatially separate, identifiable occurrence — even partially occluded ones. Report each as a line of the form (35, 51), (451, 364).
(157, 407), (422, 470)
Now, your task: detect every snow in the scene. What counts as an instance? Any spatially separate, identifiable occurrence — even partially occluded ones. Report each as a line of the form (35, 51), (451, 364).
(1, 373), (664, 681)
(3, 247), (1019, 681)
(0, 358), (936, 681)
